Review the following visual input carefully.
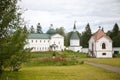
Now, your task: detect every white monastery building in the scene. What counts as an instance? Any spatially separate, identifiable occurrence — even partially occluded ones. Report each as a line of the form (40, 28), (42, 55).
(25, 24), (64, 52)
(24, 22), (120, 58)
(68, 22), (82, 52)
(88, 27), (113, 58)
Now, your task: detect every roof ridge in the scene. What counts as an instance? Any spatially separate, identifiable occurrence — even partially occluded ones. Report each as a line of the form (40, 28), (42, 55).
(93, 29), (108, 41)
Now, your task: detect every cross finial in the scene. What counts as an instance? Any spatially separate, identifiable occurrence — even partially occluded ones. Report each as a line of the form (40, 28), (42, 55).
(50, 24), (53, 29)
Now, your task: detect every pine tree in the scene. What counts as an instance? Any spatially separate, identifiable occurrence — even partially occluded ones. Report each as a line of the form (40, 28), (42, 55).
(65, 31), (73, 46)
(0, 0), (30, 72)
(112, 23), (119, 37)
(81, 23), (92, 48)
(30, 25), (35, 33)
(112, 23), (120, 47)
(37, 23), (43, 33)
(56, 27), (65, 36)
(107, 23), (120, 47)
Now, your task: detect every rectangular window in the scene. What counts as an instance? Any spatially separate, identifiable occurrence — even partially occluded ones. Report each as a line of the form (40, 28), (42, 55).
(102, 53), (106, 55)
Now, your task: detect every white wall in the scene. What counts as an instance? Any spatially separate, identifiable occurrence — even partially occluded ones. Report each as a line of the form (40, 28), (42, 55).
(95, 37), (112, 58)
(69, 46), (82, 52)
(70, 40), (79, 46)
(96, 52), (112, 58)
(26, 39), (50, 52)
(50, 34), (64, 51)
(25, 34), (64, 52)
(81, 48), (88, 53)
(88, 38), (95, 51)
(96, 37), (112, 51)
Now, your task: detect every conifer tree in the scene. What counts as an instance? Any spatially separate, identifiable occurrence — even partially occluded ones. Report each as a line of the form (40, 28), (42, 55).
(112, 23), (119, 37)
(0, 0), (30, 72)
(37, 23), (43, 33)
(30, 25), (35, 33)
(81, 23), (92, 48)
(111, 23), (120, 47)
(107, 23), (120, 47)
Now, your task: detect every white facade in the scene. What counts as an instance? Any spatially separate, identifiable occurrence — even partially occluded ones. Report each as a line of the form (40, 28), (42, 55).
(81, 48), (88, 53)
(25, 34), (64, 52)
(70, 40), (80, 46)
(69, 39), (82, 52)
(50, 34), (64, 51)
(88, 29), (113, 58)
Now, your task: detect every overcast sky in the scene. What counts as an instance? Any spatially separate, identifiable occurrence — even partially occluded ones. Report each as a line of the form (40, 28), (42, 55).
(19, 0), (120, 33)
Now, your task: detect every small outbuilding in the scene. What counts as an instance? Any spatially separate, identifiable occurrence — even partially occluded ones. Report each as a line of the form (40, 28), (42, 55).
(88, 27), (113, 58)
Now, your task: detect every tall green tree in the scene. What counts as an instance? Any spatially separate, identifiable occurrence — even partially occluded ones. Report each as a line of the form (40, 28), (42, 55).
(0, 0), (30, 72)
(37, 23), (43, 33)
(56, 27), (65, 36)
(3, 26), (30, 71)
(107, 23), (120, 47)
(56, 27), (66, 46)
(81, 23), (92, 48)
(30, 25), (35, 33)
(111, 23), (119, 38)
(65, 31), (72, 47)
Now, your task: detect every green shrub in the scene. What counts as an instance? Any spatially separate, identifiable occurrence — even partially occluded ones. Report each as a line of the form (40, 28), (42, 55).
(25, 51), (88, 66)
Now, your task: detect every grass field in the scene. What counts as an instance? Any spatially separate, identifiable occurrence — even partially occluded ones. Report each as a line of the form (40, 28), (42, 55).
(1, 64), (120, 80)
(82, 58), (120, 68)
(1, 51), (120, 80)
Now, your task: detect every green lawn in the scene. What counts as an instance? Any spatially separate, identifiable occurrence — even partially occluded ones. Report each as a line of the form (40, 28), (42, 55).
(1, 51), (120, 80)
(1, 64), (120, 80)
(83, 58), (120, 68)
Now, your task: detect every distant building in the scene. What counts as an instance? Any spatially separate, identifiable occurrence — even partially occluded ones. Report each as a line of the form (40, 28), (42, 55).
(25, 24), (64, 52)
(88, 27), (113, 58)
(68, 22), (82, 52)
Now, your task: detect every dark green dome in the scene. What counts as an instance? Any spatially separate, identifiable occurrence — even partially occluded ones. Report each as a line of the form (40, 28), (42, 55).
(70, 32), (79, 40)
(46, 28), (56, 34)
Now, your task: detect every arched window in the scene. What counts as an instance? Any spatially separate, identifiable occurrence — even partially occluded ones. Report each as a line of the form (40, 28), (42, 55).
(102, 43), (106, 49)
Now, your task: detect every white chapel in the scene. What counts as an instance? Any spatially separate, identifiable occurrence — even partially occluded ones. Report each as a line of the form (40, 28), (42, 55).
(88, 27), (113, 58)
(68, 22), (82, 52)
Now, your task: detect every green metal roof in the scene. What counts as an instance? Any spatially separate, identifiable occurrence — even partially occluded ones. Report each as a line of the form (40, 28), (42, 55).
(28, 33), (50, 39)
(70, 31), (79, 40)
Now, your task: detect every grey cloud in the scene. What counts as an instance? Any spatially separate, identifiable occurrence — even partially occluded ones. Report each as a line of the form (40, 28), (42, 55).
(20, 0), (120, 33)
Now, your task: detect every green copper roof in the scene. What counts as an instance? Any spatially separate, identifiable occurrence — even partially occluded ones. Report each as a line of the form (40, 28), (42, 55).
(70, 32), (79, 40)
(28, 33), (50, 39)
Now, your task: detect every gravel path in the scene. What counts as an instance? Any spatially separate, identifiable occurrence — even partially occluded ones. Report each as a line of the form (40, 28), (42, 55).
(85, 61), (120, 74)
